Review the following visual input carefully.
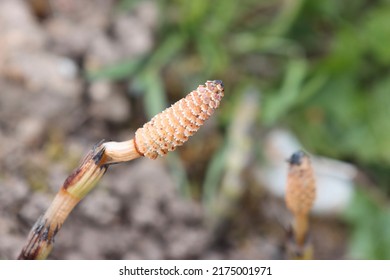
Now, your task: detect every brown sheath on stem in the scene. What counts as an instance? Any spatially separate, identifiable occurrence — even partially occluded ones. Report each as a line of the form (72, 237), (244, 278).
(285, 150), (316, 247)
(17, 80), (224, 260)
(18, 144), (108, 259)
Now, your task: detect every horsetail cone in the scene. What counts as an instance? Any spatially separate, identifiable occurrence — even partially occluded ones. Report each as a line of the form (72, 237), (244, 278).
(134, 80), (224, 159)
(285, 151), (316, 216)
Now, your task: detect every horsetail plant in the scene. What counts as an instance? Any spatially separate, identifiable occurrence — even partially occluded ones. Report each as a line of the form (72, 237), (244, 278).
(206, 89), (258, 232)
(285, 150), (316, 259)
(18, 80), (225, 260)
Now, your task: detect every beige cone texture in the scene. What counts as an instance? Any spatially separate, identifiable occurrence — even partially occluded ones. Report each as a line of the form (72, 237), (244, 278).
(134, 80), (224, 159)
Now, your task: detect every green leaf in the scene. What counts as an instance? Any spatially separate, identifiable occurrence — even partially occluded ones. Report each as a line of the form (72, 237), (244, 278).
(263, 59), (307, 125)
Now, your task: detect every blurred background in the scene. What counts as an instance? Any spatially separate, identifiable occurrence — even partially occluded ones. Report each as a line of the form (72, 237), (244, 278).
(1, 0), (390, 259)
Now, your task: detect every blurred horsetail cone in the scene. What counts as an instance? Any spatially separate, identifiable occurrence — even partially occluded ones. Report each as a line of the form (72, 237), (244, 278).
(134, 80), (224, 159)
(285, 150), (316, 216)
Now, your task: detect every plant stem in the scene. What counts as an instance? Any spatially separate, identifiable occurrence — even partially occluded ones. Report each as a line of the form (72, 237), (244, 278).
(17, 80), (224, 260)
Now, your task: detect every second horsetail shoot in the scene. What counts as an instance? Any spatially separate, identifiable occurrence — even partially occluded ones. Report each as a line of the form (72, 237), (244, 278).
(18, 80), (225, 260)
(285, 150), (316, 259)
